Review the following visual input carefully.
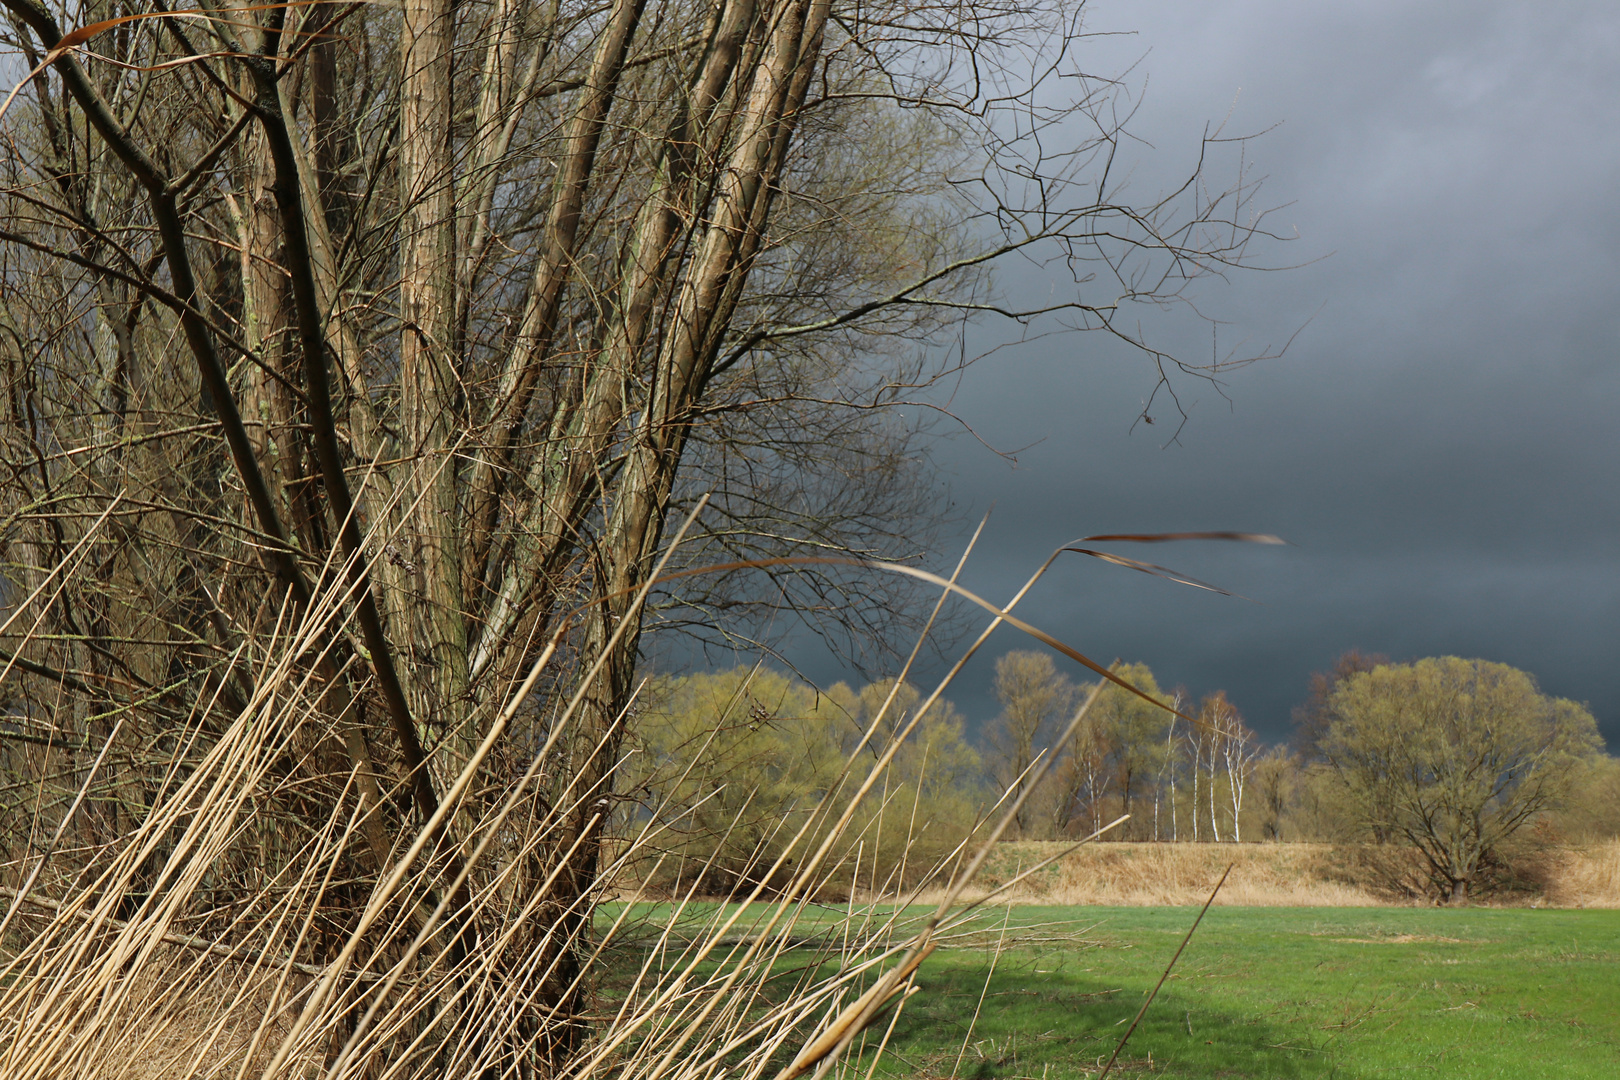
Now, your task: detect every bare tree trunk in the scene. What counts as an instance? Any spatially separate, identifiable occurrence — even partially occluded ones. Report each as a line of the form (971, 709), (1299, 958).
(1224, 724), (1255, 843)
(400, 0), (471, 760)
(1118, 763), (1132, 841)
(1189, 729), (1201, 842)
(1088, 753), (1101, 837)
(1166, 714), (1178, 842)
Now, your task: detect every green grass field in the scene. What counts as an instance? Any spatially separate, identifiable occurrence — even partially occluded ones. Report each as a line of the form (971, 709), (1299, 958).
(849, 905), (1620, 1079)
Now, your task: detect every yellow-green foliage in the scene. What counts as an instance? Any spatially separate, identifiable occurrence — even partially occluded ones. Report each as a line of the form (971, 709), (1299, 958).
(1323, 656), (1603, 901)
(628, 666), (986, 896)
(1071, 662), (1174, 841)
(1547, 754), (1620, 842)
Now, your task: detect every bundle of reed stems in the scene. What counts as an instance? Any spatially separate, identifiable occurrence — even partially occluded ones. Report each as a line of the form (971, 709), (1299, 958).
(0, 516), (1262, 1079)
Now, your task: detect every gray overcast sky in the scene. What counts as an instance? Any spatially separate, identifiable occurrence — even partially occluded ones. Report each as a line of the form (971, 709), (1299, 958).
(821, 0), (1620, 744)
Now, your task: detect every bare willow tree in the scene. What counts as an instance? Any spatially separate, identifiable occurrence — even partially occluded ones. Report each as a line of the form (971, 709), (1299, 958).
(0, 0), (1278, 1070)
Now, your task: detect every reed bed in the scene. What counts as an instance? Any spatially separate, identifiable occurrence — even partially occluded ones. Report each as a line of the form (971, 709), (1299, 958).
(1540, 840), (1620, 908)
(0, 600), (952, 1078)
(0, 502), (1303, 1080)
(947, 840), (1620, 909)
(3, 516), (1265, 1079)
(960, 842), (1387, 907)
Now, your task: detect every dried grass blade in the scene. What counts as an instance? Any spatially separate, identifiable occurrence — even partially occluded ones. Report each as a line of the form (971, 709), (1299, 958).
(1079, 531), (1285, 544)
(1096, 863), (1234, 1079)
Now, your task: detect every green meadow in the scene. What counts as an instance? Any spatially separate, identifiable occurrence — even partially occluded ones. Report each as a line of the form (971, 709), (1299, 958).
(604, 903), (1620, 1079)
(857, 906), (1620, 1079)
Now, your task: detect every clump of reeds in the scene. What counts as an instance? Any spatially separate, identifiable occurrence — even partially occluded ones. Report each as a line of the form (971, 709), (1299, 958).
(1539, 840), (1620, 908)
(0, 528), (1265, 1079)
(963, 841), (1385, 907)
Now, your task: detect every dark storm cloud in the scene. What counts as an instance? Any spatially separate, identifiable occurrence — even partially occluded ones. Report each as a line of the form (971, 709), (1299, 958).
(882, 0), (1620, 743)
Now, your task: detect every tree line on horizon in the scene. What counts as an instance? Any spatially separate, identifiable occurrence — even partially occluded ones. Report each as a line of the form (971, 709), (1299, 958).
(631, 649), (1619, 903)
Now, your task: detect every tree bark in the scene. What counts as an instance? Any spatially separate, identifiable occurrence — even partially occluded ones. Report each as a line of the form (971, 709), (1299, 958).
(400, 0), (472, 761)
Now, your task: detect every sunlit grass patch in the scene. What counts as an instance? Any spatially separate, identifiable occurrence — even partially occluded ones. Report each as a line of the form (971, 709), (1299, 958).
(831, 905), (1620, 1079)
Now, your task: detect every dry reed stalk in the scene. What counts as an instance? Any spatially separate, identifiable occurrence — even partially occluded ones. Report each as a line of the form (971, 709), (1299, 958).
(1096, 864), (1231, 1079)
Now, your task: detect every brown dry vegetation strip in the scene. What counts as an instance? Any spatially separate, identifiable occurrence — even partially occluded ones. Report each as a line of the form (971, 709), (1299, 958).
(964, 840), (1620, 908)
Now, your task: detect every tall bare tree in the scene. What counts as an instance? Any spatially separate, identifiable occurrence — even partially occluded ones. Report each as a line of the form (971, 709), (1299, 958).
(1207, 691), (1258, 842)
(0, 0), (1278, 1068)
